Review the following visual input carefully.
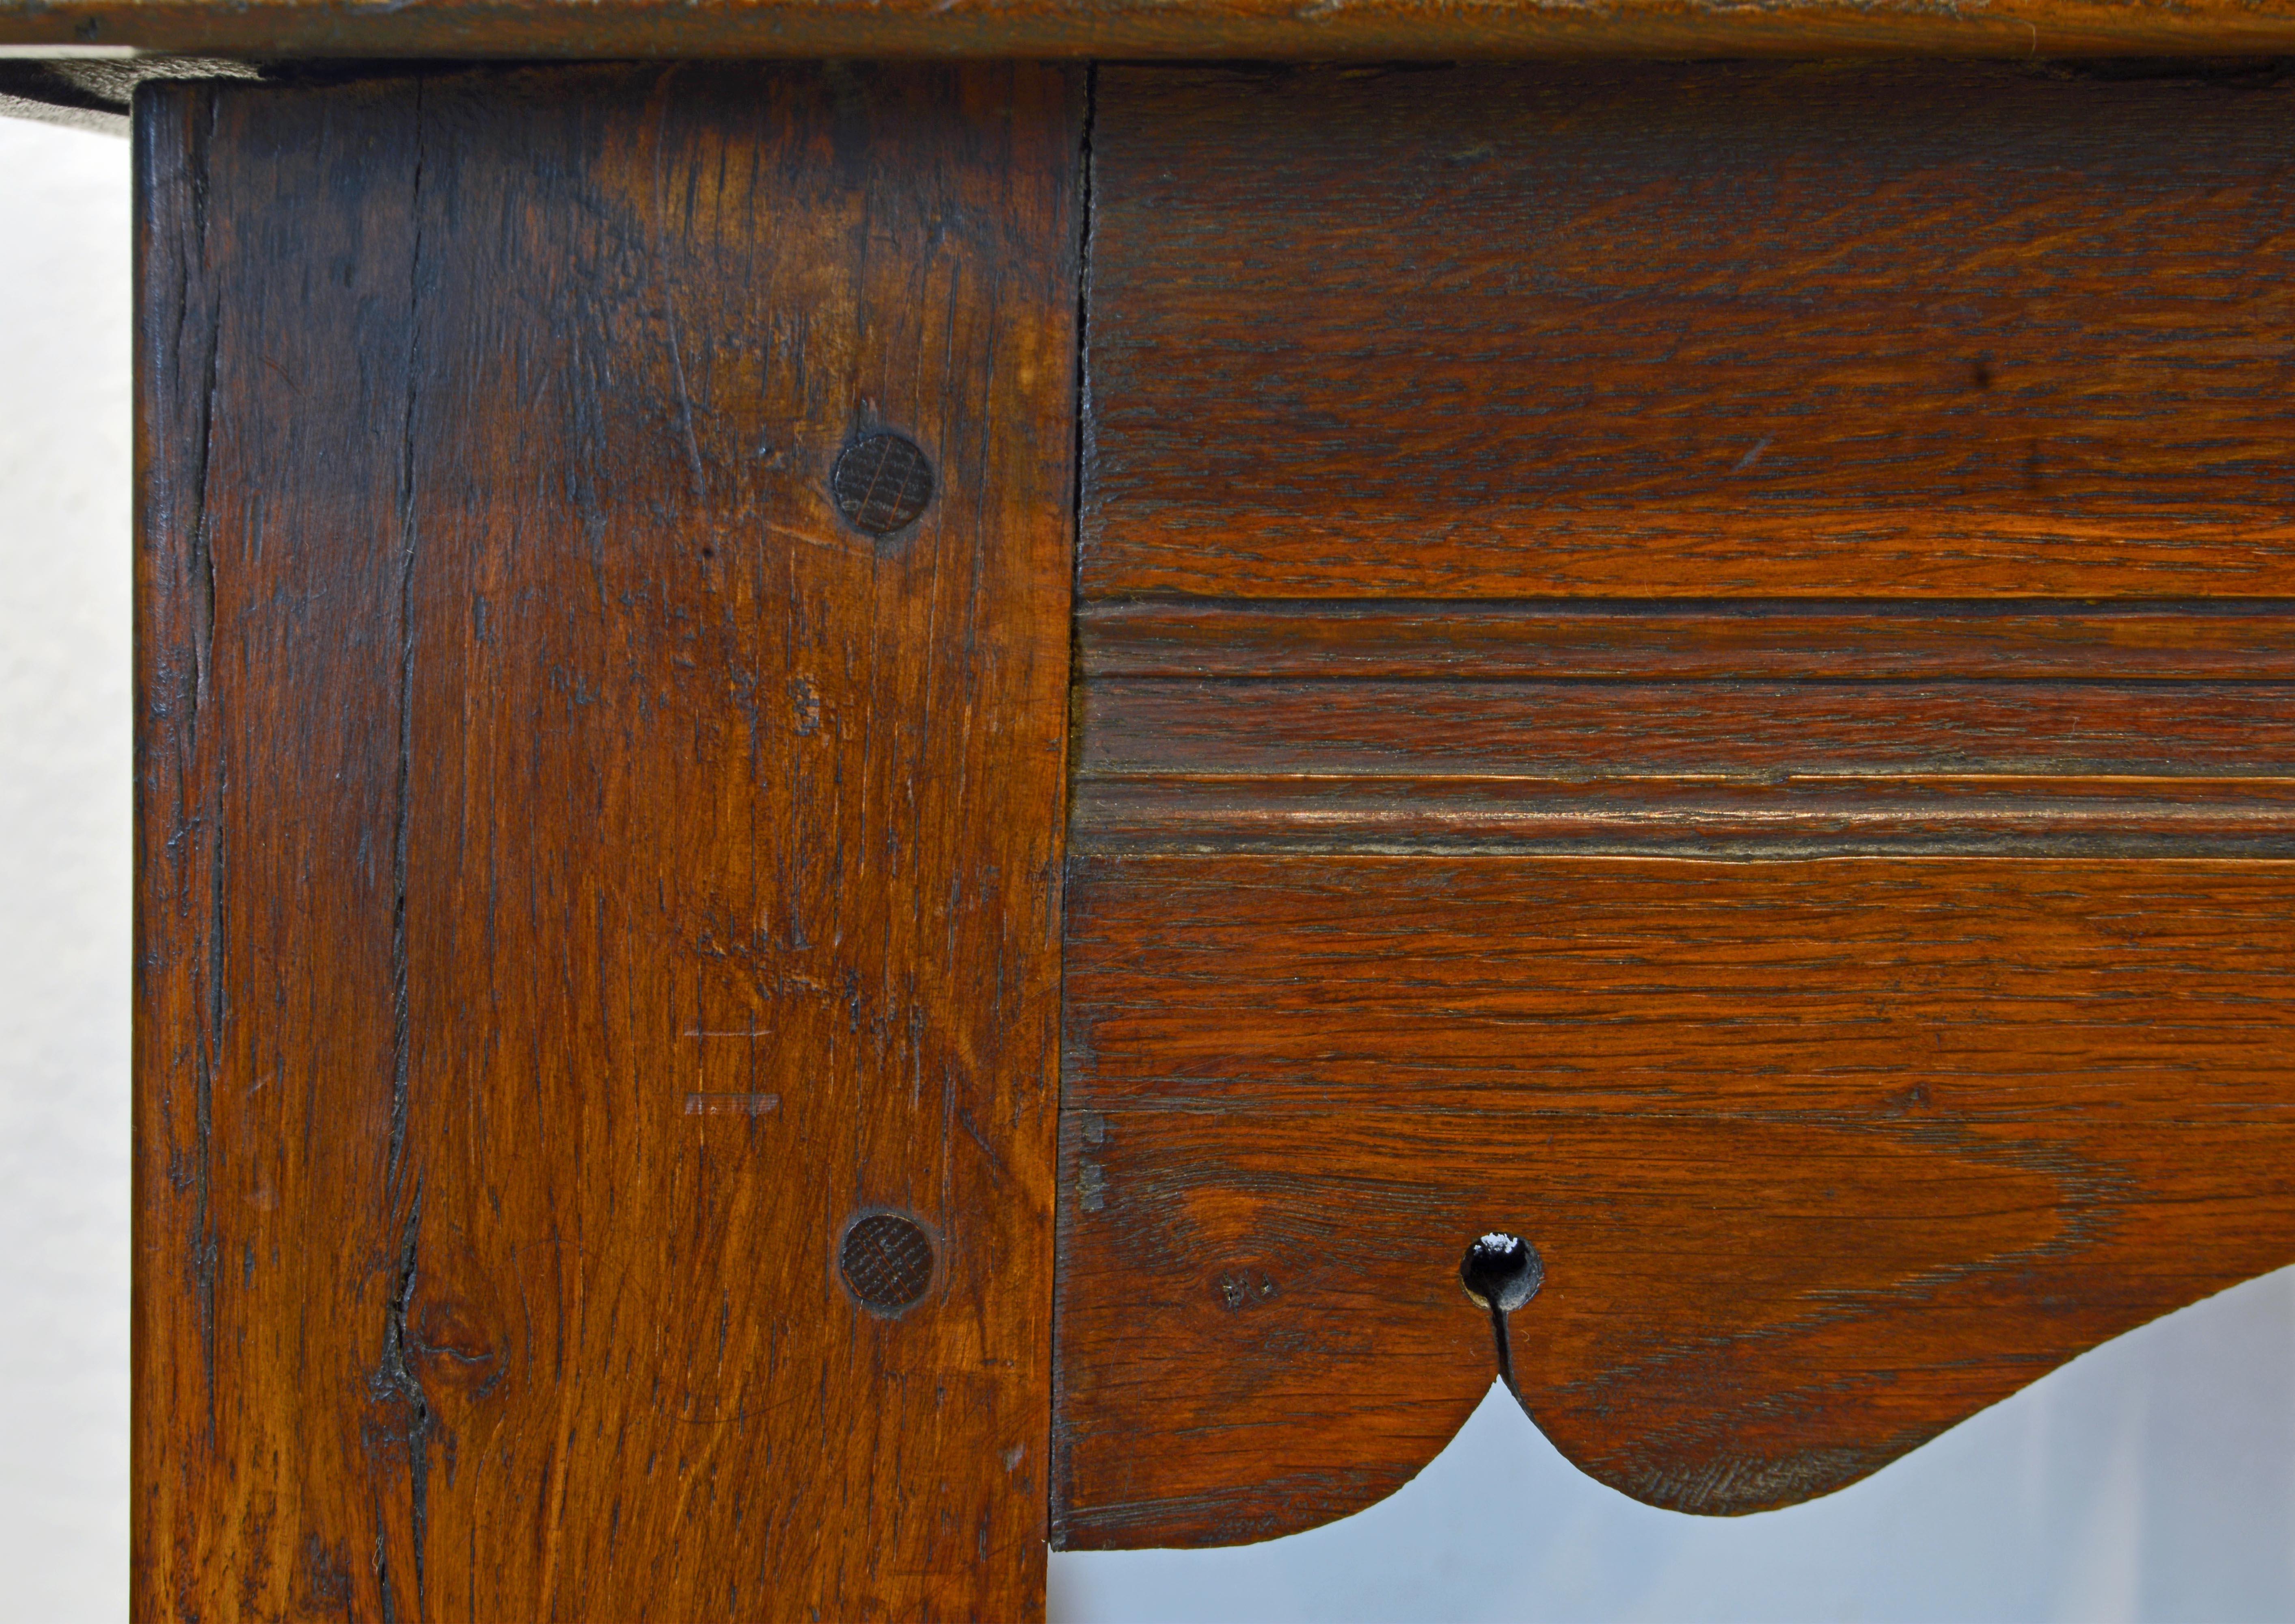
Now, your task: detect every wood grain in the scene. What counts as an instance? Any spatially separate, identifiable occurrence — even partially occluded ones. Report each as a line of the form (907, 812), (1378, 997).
(1084, 679), (2295, 780)
(1053, 856), (2295, 1546)
(19, 0), (2295, 58)
(1082, 599), (2295, 682)
(1084, 62), (2295, 602)
(135, 62), (1082, 1621)
(1073, 65), (2295, 855)
(1061, 60), (2295, 1549)
(1073, 777), (2295, 859)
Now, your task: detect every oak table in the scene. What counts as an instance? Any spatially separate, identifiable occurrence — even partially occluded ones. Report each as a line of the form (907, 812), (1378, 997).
(4, 11), (2293, 1620)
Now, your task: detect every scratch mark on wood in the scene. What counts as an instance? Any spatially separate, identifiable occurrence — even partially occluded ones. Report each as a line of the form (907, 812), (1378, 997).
(683, 1092), (781, 1116)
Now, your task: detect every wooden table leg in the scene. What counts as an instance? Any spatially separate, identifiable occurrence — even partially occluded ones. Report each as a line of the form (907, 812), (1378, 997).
(134, 63), (1083, 1621)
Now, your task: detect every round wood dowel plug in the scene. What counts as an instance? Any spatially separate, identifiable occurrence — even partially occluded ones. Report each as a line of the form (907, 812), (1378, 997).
(829, 431), (935, 537)
(839, 1210), (937, 1316)
(1460, 1231), (1543, 1313)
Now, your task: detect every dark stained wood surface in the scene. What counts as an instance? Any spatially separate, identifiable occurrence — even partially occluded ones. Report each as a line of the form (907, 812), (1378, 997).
(1054, 857), (2295, 1545)
(1055, 60), (2295, 1551)
(17, 0), (2295, 58)
(135, 62), (1082, 1620)
(1083, 62), (2295, 603)
(124, 48), (2295, 1589)
(1081, 599), (2295, 682)
(1085, 679), (2295, 779)
(1076, 597), (2295, 855)
(1071, 60), (2295, 859)
(1073, 778), (2295, 860)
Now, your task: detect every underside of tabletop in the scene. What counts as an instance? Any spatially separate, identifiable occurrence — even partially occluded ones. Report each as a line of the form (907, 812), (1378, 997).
(12, 0), (2295, 59)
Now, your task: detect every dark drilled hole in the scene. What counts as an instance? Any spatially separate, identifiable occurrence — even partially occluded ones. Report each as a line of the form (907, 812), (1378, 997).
(840, 1212), (935, 1314)
(829, 432), (935, 537)
(1461, 1230), (1546, 1412)
(1460, 1231), (1544, 1313)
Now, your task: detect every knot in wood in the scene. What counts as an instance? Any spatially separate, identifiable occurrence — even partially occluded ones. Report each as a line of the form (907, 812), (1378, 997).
(830, 431), (935, 537)
(840, 1212), (936, 1314)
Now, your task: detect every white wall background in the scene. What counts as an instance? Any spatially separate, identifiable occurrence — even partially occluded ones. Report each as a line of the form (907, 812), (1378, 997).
(2, 112), (2289, 1624)
(1, 112), (134, 1624)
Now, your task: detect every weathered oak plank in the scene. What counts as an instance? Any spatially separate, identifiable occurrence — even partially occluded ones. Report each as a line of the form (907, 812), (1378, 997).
(135, 63), (1082, 1620)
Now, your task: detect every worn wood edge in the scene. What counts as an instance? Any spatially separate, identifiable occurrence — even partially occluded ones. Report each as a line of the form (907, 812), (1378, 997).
(1079, 598), (2295, 681)
(1047, 1086), (1489, 1552)
(1072, 775), (2295, 857)
(16, 1), (2295, 57)
(1054, 1250), (2286, 1546)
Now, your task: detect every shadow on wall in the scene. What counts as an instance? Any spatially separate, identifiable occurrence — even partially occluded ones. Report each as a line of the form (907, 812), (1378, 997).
(1050, 1266), (2295, 1624)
